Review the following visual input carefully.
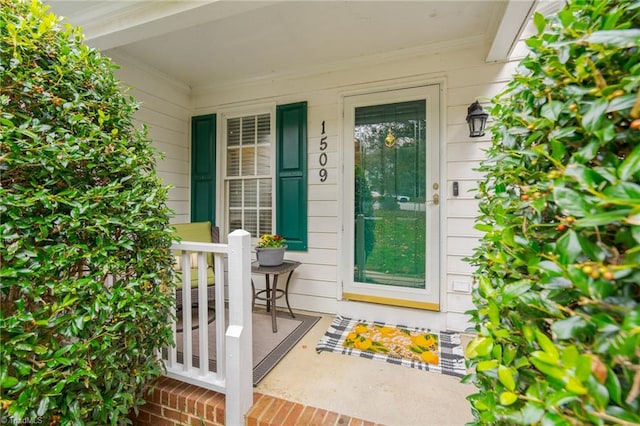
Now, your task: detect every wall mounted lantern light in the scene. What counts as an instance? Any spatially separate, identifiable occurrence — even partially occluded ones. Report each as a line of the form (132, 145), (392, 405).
(466, 100), (489, 138)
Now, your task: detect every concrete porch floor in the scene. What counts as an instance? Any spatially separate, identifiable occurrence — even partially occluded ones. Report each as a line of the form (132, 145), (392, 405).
(255, 311), (476, 426)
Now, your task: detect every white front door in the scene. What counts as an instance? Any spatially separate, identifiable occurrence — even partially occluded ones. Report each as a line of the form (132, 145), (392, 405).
(342, 85), (441, 310)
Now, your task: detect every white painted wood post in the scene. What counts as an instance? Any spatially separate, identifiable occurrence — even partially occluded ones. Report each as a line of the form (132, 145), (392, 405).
(225, 230), (253, 426)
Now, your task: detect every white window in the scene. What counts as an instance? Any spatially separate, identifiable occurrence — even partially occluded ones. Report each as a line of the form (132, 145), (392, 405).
(224, 112), (273, 237)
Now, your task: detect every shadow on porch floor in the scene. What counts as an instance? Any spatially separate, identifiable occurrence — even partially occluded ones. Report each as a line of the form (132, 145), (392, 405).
(131, 311), (475, 426)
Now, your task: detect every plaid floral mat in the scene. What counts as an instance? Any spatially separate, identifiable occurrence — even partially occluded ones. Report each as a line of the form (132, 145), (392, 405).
(316, 315), (467, 378)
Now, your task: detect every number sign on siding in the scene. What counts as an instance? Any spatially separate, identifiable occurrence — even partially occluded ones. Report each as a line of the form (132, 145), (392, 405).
(319, 120), (328, 182)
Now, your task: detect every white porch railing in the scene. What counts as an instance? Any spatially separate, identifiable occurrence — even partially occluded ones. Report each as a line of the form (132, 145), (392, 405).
(163, 229), (253, 426)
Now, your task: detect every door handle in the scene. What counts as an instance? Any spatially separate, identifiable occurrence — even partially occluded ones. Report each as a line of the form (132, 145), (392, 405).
(428, 193), (439, 205)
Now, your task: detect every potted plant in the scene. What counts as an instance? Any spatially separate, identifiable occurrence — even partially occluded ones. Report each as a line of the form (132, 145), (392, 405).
(255, 234), (287, 266)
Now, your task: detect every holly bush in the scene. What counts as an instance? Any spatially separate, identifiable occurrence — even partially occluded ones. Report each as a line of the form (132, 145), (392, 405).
(466, 0), (640, 424)
(1, 0), (176, 424)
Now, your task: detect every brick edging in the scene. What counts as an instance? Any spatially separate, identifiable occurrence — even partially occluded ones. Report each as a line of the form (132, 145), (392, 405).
(130, 377), (383, 426)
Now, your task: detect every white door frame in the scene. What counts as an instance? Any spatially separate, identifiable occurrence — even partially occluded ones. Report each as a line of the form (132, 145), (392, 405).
(339, 84), (442, 311)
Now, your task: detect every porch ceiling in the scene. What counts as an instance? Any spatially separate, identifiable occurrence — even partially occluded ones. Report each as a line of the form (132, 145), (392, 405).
(44, 0), (536, 91)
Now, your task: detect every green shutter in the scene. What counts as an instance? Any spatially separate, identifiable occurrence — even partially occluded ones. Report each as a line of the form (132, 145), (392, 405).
(276, 102), (307, 251)
(191, 114), (216, 224)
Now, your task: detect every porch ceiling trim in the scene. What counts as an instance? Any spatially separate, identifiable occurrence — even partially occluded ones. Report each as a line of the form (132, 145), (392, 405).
(58, 0), (282, 51)
(485, 0), (537, 63)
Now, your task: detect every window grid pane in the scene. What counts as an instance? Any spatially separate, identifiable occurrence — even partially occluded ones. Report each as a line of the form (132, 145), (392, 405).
(241, 116), (256, 146)
(227, 118), (240, 146)
(228, 180), (242, 208)
(225, 113), (272, 238)
(243, 210), (257, 236)
(227, 148), (240, 176)
(257, 114), (270, 145)
(259, 210), (272, 236)
(244, 180), (257, 207)
(241, 146), (255, 176)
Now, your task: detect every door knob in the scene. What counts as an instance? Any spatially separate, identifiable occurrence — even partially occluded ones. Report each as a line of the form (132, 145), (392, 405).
(428, 193), (439, 205)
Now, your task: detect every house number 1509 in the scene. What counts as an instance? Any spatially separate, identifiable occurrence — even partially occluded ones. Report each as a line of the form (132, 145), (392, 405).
(319, 121), (328, 182)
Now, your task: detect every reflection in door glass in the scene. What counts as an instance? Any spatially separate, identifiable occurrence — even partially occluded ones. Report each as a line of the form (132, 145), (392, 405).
(354, 100), (426, 289)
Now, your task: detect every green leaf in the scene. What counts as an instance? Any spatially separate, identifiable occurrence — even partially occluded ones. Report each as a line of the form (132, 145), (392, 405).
(586, 29), (640, 47)
(530, 357), (565, 381)
(575, 355), (593, 382)
(499, 391), (519, 406)
(531, 351), (560, 368)
(605, 366), (622, 405)
(552, 316), (587, 340)
(37, 397), (49, 416)
(564, 164), (606, 189)
(545, 391), (579, 408)
(608, 94), (637, 113)
(581, 99), (609, 133)
(540, 101), (564, 121)
(466, 336), (494, 358)
(0, 375), (19, 388)
(618, 143), (640, 181)
(603, 182), (640, 200)
(556, 230), (581, 264)
(477, 360), (499, 371)
(560, 345), (579, 368)
(566, 377), (588, 395)
(535, 330), (559, 361)
(521, 402), (545, 424)
(553, 186), (590, 217)
(549, 127), (578, 141)
(498, 365), (516, 391)
(586, 380), (607, 407)
(502, 280), (532, 302)
(533, 12), (546, 34)
(573, 210), (632, 227)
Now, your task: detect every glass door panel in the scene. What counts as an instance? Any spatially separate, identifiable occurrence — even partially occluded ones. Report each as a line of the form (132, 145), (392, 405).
(354, 100), (426, 289)
(342, 85), (440, 309)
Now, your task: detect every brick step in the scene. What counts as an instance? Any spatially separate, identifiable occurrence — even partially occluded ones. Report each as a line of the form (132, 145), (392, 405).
(130, 377), (383, 426)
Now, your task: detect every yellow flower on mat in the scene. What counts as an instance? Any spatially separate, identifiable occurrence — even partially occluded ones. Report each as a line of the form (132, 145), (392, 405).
(412, 334), (437, 349)
(355, 323), (370, 334)
(354, 337), (373, 350)
(345, 332), (358, 343)
(420, 351), (439, 365)
(378, 326), (395, 336)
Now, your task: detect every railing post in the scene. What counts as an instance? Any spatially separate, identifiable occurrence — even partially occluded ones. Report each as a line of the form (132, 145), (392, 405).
(225, 230), (253, 426)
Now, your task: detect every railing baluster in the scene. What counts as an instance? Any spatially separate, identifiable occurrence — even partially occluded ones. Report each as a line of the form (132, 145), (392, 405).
(163, 234), (252, 426)
(214, 253), (226, 380)
(197, 252), (209, 377)
(181, 252), (192, 372)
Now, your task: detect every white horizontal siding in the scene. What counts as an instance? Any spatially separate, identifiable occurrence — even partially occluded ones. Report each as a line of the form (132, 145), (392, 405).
(110, 52), (192, 224)
(447, 255), (475, 275)
(308, 201), (339, 218)
(114, 31), (531, 329)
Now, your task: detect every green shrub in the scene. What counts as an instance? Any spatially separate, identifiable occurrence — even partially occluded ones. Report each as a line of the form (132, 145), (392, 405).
(0, 0), (176, 423)
(466, 0), (640, 424)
